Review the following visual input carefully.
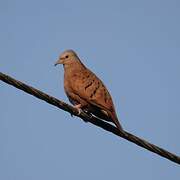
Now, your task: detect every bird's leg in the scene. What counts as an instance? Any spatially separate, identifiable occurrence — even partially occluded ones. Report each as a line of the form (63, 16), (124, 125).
(74, 104), (83, 115)
(73, 104), (90, 123)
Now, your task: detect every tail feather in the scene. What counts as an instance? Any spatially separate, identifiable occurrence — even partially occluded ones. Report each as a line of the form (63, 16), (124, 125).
(110, 111), (123, 131)
(90, 107), (123, 131)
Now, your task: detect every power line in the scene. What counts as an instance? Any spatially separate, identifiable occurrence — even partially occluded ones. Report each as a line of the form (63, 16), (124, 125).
(0, 72), (179, 165)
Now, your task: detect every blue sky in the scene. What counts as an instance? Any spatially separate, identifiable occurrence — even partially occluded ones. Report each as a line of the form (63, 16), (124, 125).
(0, 0), (180, 179)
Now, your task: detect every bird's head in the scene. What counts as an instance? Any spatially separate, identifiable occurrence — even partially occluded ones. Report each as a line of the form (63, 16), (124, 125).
(54, 49), (79, 66)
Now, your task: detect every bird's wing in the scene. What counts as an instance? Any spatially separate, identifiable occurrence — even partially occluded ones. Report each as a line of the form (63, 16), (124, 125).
(72, 68), (115, 112)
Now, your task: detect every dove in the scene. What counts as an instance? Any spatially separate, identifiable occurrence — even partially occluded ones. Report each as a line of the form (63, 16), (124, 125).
(55, 50), (123, 131)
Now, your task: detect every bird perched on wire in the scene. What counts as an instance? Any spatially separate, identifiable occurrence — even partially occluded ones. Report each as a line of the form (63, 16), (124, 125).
(55, 50), (123, 131)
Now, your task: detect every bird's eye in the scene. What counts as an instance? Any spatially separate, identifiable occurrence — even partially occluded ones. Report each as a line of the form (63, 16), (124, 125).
(65, 55), (69, 58)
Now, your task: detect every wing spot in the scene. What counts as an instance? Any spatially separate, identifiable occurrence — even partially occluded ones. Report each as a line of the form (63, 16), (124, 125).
(85, 79), (95, 90)
(85, 81), (93, 90)
(104, 88), (107, 102)
(90, 81), (100, 98)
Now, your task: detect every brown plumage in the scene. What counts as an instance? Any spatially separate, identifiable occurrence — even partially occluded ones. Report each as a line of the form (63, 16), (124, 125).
(55, 49), (123, 130)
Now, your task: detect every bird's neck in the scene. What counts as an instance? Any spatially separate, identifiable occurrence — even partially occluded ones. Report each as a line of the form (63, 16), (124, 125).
(63, 60), (86, 77)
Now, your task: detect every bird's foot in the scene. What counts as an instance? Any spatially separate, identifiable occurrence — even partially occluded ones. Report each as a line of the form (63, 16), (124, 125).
(74, 104), (83, 115)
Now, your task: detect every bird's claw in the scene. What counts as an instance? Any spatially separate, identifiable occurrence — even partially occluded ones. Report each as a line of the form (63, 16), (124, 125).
(73, 104), (83, 115)
(76, 108), (82, 115)
(70, 109), (81, 117)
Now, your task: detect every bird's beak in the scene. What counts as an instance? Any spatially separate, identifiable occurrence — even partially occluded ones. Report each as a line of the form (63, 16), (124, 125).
(54, 58), (64, 66)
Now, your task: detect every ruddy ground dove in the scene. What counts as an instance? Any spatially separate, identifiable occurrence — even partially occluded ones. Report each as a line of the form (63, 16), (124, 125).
(55, 50), (123, 131)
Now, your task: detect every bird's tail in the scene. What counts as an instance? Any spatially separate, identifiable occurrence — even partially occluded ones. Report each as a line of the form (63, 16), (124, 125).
(110, 111), (123, 131)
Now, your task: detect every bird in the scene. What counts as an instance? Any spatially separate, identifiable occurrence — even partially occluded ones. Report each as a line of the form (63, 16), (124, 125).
(55, 49), (123, 131)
